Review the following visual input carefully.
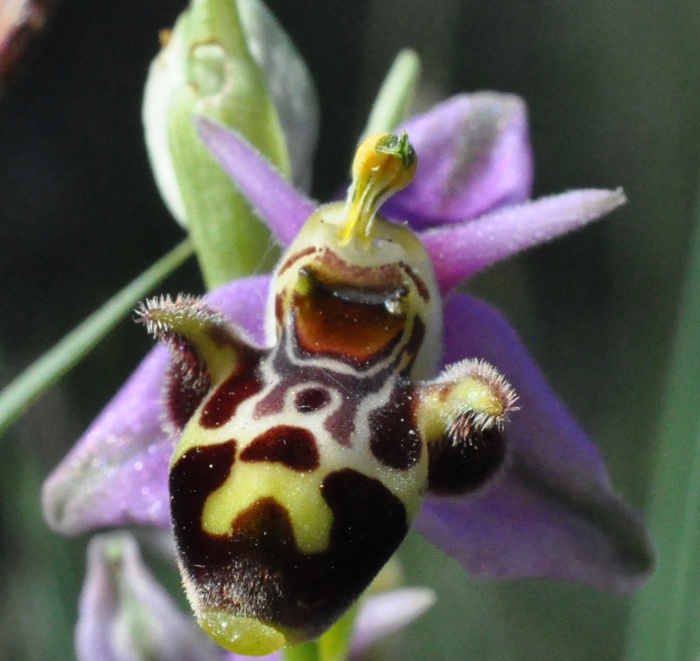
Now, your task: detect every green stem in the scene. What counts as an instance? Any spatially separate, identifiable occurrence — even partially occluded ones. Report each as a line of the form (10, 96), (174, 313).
(316, 602), (359, 661)
(623, 186), (700, 660)
(283, 641), (320, 661)
(0, 239), (193, 437)
(282, 601), (359, 661)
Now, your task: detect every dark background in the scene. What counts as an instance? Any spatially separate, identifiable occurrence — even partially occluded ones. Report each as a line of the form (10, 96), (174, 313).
(1, 1), (698, 658)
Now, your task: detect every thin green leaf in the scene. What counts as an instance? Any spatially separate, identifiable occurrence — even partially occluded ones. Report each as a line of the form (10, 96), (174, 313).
(362, 49), (421, 138)
(623, 187), (700, 660)
(0, 239), (193, 437)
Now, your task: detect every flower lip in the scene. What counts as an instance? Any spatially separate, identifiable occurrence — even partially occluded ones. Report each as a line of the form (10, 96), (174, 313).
(45, 276), (652, 596)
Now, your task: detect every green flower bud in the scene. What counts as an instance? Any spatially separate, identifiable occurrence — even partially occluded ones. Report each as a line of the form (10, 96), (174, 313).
(143, 0), (317, 289)
(237, 0), (319, 191)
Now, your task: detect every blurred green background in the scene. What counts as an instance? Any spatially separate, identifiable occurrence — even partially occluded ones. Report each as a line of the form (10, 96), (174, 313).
(1, 1), (699, 659)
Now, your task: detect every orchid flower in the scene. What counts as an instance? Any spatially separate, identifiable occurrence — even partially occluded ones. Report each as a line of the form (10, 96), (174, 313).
(42, 91), (653, 658)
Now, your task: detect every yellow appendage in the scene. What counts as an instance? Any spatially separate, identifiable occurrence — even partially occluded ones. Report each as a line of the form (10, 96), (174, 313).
(338, 131), (417, 247)
(199, 610), (287, 656)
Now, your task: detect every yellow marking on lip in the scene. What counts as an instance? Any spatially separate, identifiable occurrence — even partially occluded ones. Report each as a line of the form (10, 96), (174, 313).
(202, 462), (333, 554)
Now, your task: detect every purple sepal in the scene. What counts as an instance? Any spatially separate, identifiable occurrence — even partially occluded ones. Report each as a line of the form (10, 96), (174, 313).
(42, 276), (271, 535)
(415, 294), (654, 592)
(42, 347), (174, 534)
(196, 117), (315, 246)
(383, 93), (533, 229)
(422, 188), (627, 294)
(76, 532), (222, 661)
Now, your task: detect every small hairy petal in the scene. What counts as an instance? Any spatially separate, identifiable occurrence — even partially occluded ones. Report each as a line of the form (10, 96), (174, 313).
(196, 117), (315, 246)
(415, 294), (654, 592)
(76, 533), (221, 661)
(42, 276), (270, 535)
(383, 93), (533, 229)
(421, 188), (627, 294)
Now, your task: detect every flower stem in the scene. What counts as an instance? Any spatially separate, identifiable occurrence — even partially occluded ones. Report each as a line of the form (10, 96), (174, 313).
(623, 185), (700, 660)
(282, 603), (360, 661)
(0, 239), (194, 437)
(284, 642), (320, 661)
(316, 602), (359, 661)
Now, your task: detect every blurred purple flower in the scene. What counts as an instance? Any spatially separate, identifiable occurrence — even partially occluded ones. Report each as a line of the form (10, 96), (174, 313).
(78, 531), (434, 661)
(0, 0), (51, 88)
(43, 91), (653, 653)
(76, 532), (221, 661)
